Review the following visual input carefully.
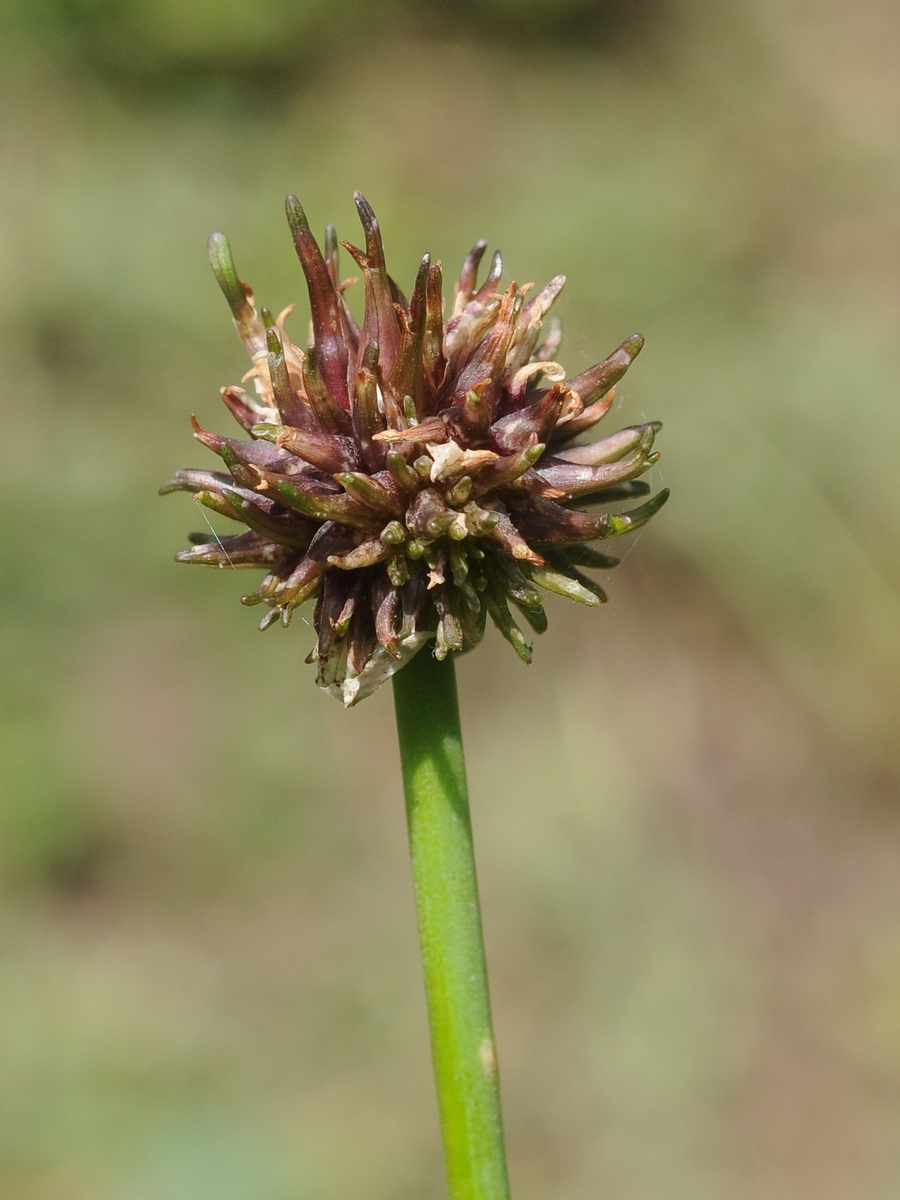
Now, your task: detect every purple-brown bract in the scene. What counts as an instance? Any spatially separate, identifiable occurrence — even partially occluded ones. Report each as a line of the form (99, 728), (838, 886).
(162, 194), (669, 705)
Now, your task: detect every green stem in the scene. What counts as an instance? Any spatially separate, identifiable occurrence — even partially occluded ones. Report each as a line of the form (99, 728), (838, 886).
(393, 649), (511, 1200)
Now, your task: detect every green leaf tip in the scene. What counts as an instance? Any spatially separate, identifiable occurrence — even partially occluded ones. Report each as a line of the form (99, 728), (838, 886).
(207, 231), (247, 313)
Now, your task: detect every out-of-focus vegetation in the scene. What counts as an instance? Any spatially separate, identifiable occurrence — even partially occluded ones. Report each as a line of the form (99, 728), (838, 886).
(1, 2), (899, 1197)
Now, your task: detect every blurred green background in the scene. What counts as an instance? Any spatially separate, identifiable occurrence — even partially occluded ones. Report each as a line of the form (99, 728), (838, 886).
(2, 0), (900, 1196)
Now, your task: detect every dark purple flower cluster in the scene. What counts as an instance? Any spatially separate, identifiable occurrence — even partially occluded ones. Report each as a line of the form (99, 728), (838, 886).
(162, 194), (668, 704)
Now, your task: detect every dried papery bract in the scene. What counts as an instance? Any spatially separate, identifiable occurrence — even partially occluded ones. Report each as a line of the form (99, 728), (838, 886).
(163, 194), (668, 704)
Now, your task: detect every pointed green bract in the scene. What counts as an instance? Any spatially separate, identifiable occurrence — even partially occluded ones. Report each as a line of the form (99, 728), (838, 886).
(207, 231), (246, 313)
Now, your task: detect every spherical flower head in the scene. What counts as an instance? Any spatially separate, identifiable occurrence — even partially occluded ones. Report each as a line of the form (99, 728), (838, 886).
(162, 194), (668, 705)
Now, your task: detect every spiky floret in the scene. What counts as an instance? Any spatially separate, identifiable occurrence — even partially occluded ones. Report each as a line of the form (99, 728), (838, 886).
(162, 194), (668, 705)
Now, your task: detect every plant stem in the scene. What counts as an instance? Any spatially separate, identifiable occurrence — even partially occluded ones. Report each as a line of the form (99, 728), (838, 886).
(393, 650), (511, 1200)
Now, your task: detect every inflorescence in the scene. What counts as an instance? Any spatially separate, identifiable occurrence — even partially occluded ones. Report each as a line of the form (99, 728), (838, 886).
(162, 194), (668, 704)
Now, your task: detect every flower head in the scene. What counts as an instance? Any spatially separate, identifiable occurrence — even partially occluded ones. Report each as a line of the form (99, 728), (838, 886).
(162, 194), (668, 705)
